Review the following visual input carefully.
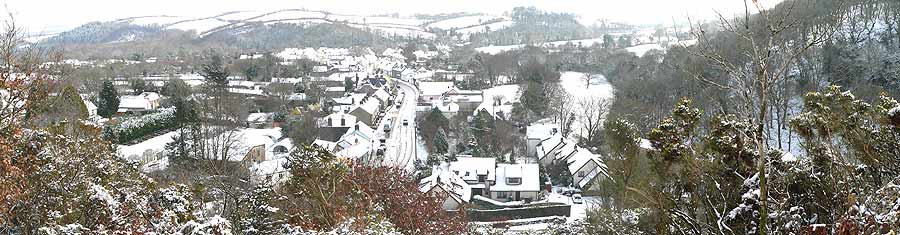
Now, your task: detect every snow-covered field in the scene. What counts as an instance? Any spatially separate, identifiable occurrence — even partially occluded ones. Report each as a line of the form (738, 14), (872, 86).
(624, 39), (698, 57)
(558, 71), (615, 140)
(474, 37), (607, 55)
(427, 15), (502, 30)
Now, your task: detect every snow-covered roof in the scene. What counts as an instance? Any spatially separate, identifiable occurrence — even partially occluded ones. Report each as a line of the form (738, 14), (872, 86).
(119, 92), (160, 110)
(431, 101), (460, 113)
(312, 139), (337, 151)
(269, 137), (294, 157)
(352, 98), (380, 115)
(250, 157), (289, 184)
(335, 142), (371, 160)
(326, 86), (346, 92)
(372, 88), (390, 102)
(420, 163), (472, 203)
(418, 82), (456, 97)
(340, 121), (375, 140)
(527, 123), (559, 140)
(322, 113), (358, 128)
(554, 140), (579, 161)
(536, 134), (567, 160)
(247, 112), (272, 123)
(224, 128), (283, 161)
(117, 129), (179, 161)
(333, 93), (367, 105)
(449, 156), (496, 182)
(492, 163), (540, 192)
(566, 148), (610, 188)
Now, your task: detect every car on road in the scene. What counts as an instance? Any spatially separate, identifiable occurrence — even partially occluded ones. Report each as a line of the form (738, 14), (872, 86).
(572, 194), (583, 204)
(402, 119), (409, 126)
(383, 118), (391, 133)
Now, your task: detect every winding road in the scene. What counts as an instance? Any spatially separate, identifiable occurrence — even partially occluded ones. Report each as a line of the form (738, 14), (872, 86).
(380, 77), (421, 171)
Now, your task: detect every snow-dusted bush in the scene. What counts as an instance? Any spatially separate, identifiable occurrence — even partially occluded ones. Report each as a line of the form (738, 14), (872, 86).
(104, 108), (176, 144)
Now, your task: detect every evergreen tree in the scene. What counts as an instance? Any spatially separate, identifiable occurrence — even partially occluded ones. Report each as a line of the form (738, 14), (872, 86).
(57, 85), (89, 120)
(202, 52), (230, 88)
(96, 80), (120, 118)
(236, 185), (281, 235)
(433, 127), (448, 156)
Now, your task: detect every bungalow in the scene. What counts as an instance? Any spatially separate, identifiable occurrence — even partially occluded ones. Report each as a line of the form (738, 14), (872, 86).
(442, 89), (483, 112)
(418, 82), (455, 102)
(492, 163), (540, 202)
(448, 157), (541, 202)
(418, 82), (483, 112)
(419, 163), (472, 210)
(449, 156), (496, 197)
(118, 92), (161, 114)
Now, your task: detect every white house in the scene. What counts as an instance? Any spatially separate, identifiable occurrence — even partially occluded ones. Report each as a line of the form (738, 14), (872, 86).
(118, 92), (161, 114)
(448, 156), (542, 202)
(321, 112), (358, 128)
(491, 163), (541, 202)
(418, 82), (455, 102)
(419, 163), (472, 211)
(334, 121), (376, 160)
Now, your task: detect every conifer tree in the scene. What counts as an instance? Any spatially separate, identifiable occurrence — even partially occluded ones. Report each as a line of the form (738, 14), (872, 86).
(236, 185), (281, 235)
(96, 80), (120, 118)
(433, 127), (448, 156)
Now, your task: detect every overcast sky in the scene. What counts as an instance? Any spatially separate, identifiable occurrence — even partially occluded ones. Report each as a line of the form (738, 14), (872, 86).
(4, 0), (783, 35)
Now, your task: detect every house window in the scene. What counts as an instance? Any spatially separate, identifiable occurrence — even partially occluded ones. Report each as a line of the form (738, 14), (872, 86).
(497, 192), (508, 199)
(465, 172), (470, 176)
(478, 175), (486, 183)
(507, 177), (521, 185)
(341, 118), (346, 126)
(578, 171), (586, 177)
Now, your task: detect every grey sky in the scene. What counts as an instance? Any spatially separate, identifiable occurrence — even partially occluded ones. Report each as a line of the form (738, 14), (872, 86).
(5, 0), (783, 35)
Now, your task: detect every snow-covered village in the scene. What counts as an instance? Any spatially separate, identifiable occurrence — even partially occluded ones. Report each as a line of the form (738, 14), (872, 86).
(3, 0), (900, 234)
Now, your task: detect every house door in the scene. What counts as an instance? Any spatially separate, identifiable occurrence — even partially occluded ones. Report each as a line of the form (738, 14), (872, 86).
(515, 192), (520, 201)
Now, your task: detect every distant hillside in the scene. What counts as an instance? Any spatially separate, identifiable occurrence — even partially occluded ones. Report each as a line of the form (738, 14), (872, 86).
(469, 7), (593, 46)
(32, 9), (519, 58)
(42, 21), (165, 45)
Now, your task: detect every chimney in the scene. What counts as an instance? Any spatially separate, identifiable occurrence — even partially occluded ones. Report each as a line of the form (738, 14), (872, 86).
(354, 124), (359, 131)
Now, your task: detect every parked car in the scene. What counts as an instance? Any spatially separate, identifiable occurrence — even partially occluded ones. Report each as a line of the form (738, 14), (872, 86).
(572, 194), (583, 204)
(383, 122), (392, 132)
(402, 119), (409, 126)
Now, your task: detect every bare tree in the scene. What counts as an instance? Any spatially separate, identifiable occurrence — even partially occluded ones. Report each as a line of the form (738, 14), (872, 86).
(578, 96), (611, 145)
(546, 84), (575, 136)
(688, 0), (846, 232)
(266, 82), (295, 112)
